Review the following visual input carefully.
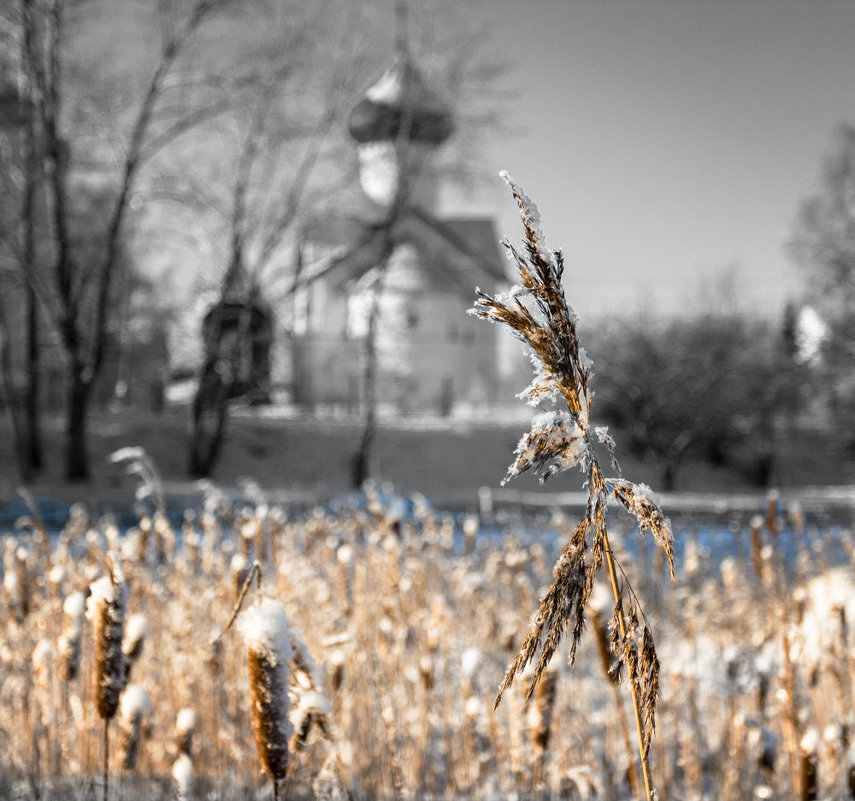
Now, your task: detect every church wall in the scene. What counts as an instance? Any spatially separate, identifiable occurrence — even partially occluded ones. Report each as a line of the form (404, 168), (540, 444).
(293, 287), (498, 414)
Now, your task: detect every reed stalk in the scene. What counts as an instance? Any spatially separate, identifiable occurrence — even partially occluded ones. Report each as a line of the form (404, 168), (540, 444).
(471, 172), (674, 801)
(603, 531), (655, 800)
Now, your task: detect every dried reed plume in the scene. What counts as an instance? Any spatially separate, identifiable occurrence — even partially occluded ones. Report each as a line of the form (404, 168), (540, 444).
(238, 595), (294, 792)
(470, 171), (674, 801)
(108, 446), (165, 515)
(4, 543), (32, 621)
(530, 664), (557, 786)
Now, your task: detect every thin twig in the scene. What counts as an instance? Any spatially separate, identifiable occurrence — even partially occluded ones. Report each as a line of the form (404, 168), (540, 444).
(211, 560), (261, 647)
(103, 719), (109, 801)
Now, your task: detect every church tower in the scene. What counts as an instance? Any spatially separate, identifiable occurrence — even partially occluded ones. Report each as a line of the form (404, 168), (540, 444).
(346, 15), (453, 212)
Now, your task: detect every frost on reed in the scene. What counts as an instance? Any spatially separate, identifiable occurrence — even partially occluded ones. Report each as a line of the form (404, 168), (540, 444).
(86, 560), (127, 720)
(238, 595), (294, 783)
(470, 172), (675, 799)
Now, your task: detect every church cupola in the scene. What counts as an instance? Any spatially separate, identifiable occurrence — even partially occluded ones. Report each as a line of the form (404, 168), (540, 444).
(347, 53), (454, 210)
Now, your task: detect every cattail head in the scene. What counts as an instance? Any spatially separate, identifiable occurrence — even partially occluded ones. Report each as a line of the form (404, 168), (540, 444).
(14, 545), (31, 620)
(462, 515), (478, 555)
(176, 708), (196, 757)
(800, 727), (820, 801)
(291, 689), (332, 752)
(172, 753), (193, 801)
(123, 614), (150, 667)
(48, 564), (66, 599)
(33, 637), (55, 680)
(119, 684), (152, 770)
(239, 517), (256, 558)
(329, 649), (346, 694)
(230, 553), (250, 600)
(32, 639), (56, 727)
(531, 666), (558, 753)
(461, 646), (481, 690)
(765, 490), (780, 535)
(136, 515), (152, 563)
(59, 591), (86, 681)
(153, 512), (173, 565)
(86, 561), (127, 720)
(238, 596), (294, 781)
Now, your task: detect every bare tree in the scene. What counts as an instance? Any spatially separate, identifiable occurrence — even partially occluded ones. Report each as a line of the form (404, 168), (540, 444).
(14, 0), (251, 480)
(0, 0), (48, 481)
(593, 311), (794, 490)
(791, 123), (855, 434)
(169, 5), (368, 477)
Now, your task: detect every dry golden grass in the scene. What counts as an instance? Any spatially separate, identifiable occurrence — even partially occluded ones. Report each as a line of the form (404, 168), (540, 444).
(0, 491), (851, 801)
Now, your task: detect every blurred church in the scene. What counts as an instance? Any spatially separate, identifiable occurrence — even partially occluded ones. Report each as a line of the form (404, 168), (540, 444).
(288, 49), (508, 415)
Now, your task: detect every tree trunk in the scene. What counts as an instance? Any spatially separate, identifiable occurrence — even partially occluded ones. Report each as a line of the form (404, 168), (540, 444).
(25, 284), (43, 473)
(662, 459), (678, 493)
(65, 365), (91, 482)
(19, 0), (43, 476)
(0, 310), (32, 482)
(188, 359), (230, 478)
(187, 301), (255, 478)
(352, 280), (381, 489)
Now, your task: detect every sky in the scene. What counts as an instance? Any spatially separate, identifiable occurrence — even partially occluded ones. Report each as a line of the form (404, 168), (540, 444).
(440, 0), (855, 320)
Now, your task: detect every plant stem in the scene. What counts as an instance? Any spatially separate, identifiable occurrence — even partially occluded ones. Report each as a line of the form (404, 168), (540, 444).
(603, 529), (655, 801)
(103, 719), (109, 801)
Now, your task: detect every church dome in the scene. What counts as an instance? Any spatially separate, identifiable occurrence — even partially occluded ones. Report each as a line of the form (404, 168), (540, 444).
(347, 58), (454, 146)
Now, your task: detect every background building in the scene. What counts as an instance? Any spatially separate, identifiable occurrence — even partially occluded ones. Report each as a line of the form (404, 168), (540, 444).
(290, 54), (507, 415)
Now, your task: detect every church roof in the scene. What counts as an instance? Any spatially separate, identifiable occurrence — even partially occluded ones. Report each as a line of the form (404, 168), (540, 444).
(347, 57), (454, 146)
(300, 211), (508, 295)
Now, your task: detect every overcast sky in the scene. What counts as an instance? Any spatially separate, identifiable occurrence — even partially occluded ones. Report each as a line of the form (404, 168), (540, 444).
(440, 0), (855, 320)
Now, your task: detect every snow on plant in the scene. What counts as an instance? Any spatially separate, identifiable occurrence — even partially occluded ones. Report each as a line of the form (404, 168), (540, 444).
(119, 684), (153, 769)
(470, 171), (675, 801)
(59, 590), (86, 681)
(176, 707), (196, 757)
(86, 562), (127, 722)
(238, 595), (294, 793)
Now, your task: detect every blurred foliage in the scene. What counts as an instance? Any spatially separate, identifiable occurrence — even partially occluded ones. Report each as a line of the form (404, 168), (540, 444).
(791, 123), (855, 445)
(590, 311), (809, 490)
